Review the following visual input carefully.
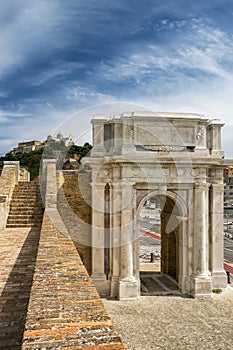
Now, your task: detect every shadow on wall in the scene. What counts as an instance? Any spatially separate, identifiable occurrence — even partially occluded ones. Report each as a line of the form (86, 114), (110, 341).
(0, 228), (41, 348)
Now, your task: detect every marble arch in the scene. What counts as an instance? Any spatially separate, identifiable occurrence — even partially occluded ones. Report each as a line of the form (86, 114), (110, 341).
(84, 111), (229, 300)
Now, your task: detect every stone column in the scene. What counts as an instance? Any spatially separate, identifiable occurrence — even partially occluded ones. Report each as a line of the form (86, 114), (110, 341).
(192, 183), (212, 297)
(91, 182), (109, 295)
(209, 184), (227, 289)
(110, 183), (121, 298)
(119, 182), (138, 300)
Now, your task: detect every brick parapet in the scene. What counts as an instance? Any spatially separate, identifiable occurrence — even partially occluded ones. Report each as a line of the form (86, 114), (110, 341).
(22, 212), (125, 349)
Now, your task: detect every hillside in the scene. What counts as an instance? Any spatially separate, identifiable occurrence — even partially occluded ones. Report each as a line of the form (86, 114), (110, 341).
(0, 142), (92, 180)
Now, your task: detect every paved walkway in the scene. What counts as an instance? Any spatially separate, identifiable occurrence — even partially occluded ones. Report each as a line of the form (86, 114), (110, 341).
(1, 225), (232, 349)
(0, 217), (125, 350)
(0, 227), (40, 349)
(103, 287), (233, 350)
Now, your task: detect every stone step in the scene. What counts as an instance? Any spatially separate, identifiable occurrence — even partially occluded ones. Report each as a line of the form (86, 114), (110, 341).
(13, 188), (39, 193)
(7, 214), (43, 220)
(6, 222), (42, 228)
(12, 194), (40, 202)
(10, 198), (42, 204)
(10, 200), (41, 205)
(18, 182), (39, 186)
(8, 208), (43, 215)
(14, 185), (39, 189)
(10, 203), (42, 212)
(7, 182), (44, 228)
(6, 218), (43, 225)
(11, 192), (39, 197)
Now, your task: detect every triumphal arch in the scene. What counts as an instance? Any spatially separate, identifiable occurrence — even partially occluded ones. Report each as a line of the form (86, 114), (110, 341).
(84, 111), (227, 300)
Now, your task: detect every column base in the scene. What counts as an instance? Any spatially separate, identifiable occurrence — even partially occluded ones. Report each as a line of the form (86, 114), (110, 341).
(178, 275), (191, 294)
(119, 277), (138, 300)
(91, 274), (110, 297)
(191, 276), (212, 298)
(110, 276), (119, 299)
(211, 271), (227, 289)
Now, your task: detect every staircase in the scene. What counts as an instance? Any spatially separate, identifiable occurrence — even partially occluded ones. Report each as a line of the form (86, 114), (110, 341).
(6, 181), (44, 228)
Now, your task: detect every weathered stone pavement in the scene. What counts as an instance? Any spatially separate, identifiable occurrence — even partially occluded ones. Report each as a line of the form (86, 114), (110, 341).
(103, 287), (233, 350)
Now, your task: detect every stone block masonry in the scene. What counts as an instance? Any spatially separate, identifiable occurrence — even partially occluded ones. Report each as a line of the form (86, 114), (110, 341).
(22, 212), (125, 349)
(0, 161), (20, 229)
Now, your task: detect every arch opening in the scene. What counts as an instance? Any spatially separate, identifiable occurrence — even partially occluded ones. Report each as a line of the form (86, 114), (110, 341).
(137, 192), (182, 295)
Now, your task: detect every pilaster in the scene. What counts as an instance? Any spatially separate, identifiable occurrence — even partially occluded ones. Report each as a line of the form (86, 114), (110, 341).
(119, 182), (138, 300)
(209, 183), (227, 289)
(91, 182), (109, 295)
(178, 218), (190, 294)
(192, 183), (212, 297)
(110, 183), (121, 298)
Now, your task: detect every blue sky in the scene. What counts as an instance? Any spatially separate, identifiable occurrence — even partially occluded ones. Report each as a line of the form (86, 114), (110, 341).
(1, 0), (233, 157)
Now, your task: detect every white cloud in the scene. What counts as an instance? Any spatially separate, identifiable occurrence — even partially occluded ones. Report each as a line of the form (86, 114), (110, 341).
(99, 19), (233, 84)
(0, 137), (20, 155)
(0, 109), (32, 121)
(64, 84), (118, 104)
(27, 61), (87, 87)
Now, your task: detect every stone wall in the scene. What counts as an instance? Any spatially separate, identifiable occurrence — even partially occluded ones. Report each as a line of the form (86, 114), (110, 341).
(0, 161), (20, 229)
(40, 161), (92, 274)
(57, 171), (92, 275)
(41, 159), (57, 209)
(20, 168), (30, 182)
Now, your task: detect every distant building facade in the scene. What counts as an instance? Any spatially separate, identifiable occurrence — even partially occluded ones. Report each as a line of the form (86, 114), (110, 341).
(224, 166), (233, 204)
(14, 140), (44, 154)
(13, 132), (75, 154)
(46, 132), (75, 147)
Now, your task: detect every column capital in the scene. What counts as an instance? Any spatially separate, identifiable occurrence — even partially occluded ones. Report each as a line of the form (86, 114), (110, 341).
(90, 182), (106, 189)
(111, 182), (122, 189)
(210, 183), (224, 190)
(194, 182), (209, 190)
(120, 181), (136, 187)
